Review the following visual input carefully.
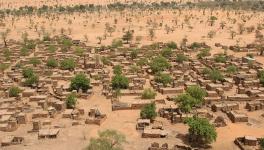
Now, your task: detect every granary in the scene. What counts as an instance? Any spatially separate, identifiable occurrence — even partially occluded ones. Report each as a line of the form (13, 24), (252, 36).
(22, 89), (36, 97)
(16, 112), (28, 124)
(227, 111), (248, 123)
(1, 136), (24, 147)
(227, 94), (250, 101)
(38, 128), (60, 139)
(85, 108), (107, 125)
(142, 127), (168, 138)
(234, 136), (259, 149)
(245, 101), (263, 111)
(213, 116), (227, 127)
(148, 142), (169, 150)
(211, 102), (239, 112)
(136, 119), (150, 130)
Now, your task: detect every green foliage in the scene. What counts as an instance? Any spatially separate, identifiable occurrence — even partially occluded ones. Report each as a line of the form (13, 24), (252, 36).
(176, 85), (206, 113)
(113, 65), (122, 75)
(122, 31), (133, 43)
(29, 57), (41, 66)
(3, 48), (11, 60)
(197, 48), (210, 59)
(129, 65), (139, 73)
(260, 138), (264, 149)
(141, 88), (156, 99)
(246, 53), (254, 58)
(46, 57), (58, 68)
(24, 74), (39, 87)
(66, 93), (77, 109)
(20, 47), (30, 56)
(185, 117), (217, 144)
(176, 53), (188, 63)
(61, 38), (72, 49)
(154, 73), (172, 86)
(202, 67), (211, 75)
(214, 54), (227, 63)
(101, 56), (111, 65)
(22, 68), (34, 78)
(166, 41), (177, 49)
(0, 64), (9, 72)
(9, 86), (21, 97)
(111, 74), (129, 90)
(70, 74), (90, 92)
(149, 56), (170, 73)
(86, 129), (126, 150)
(161, 47), (172, 58)
(226, 65), (238, 74)
(130, 49), (138, 59)
(208, 68), (224, 82)
(74, 47), (84, 56)
(258, 70), (264, 86)
(47, 45), (57, 53)
(136, 58), (148, 67)
(60, 58), (75, 70)
(140, 103), (157, 120)
(111, 38), (123, 48)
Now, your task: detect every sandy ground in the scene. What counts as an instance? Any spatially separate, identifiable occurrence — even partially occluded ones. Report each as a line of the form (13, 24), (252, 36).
(1, 1), (264, 150)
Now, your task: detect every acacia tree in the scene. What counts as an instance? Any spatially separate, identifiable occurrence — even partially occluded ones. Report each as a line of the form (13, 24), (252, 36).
(70, 74), (90, 92)
(185, 117), (217, 145)
(140, 103), (157, 121)
(86, 129), (126, 150)
(1, 29), (10, 47)
(149, 28), (155, 41)
(122, 30), (133, 44)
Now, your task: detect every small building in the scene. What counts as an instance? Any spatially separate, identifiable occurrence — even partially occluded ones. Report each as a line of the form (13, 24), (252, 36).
(228, 111), (248, 123)
(1, 136), (24, 147)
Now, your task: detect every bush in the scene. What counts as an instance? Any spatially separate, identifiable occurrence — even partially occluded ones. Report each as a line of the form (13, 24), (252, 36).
(176, 53), (188, 63)
(113, 65), (122, 75)
(197, 48), (210, 59)
(149, 56), (170, 73)
(186, 85), (207, 102)
(29, 57), (41, 66)
(46, 58), (58, 68)
(111, 74), (129, 90)
(24, 74), (39, 87)
(60, 58), (75, 70)
(22, 68), (34, 78)
(136, 58), (148, 67)
(258, 71), (264, 86)
(9, 86), (21, 97)
(140, 103), (157, 120)
(101, 56), (111, 65)
(130, 49), (138, 59)
(0, 64), (9, 72)
(20, 47), (30, 56)
(66, 93), (77, 108)
(111, 38), (123, 48)
(161, 47), (172, 58)
(154, 73), (172, 86)
(176, 93), (197, 113)
(70, 74), (90, 92)
(141, 88), (156, 99)
(185, 117), (217, 144)
(226, 65), (238, 74)
(260, 138), (264, 149)
(166, 41), (177, 49)
(214, 54), (227, 63)
(208, 68), (224, 82)
(47, 45), (57, 53)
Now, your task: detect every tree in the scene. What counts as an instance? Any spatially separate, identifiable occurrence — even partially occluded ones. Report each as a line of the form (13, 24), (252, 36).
(111, 38), (123, 48)
(166, 41), (177, 49)
(149, 28), (155, 41)
(137, 58), (148, 67)
(74, 47), (85, 56)
(154, 73), (172, 86)
(209, 16), (217, 26)
(140, 103), (157, 120)
(70, 74), (90, 92)
(122, 31), (133, 44)
(60, 58), (76, 70)
(258, 70), (264, 86)
(66, 93), (77, 108)
(161, 47), (172, 58)
(186, 85), (206, 102)
(29, 57), (41, 67)
(260, 138), (264, 150)
(220, 21), (226, 29)
(226, 65), (238, 74)
(197, 48), (210, 59)
(130, 49), (138, 59)
(86, 129), (126, 150)
(230, 30), (236, 39)
(208, 69), (224, 82)
(141, 88), (156, 99)
(149, 56), (170, 73)
(46, 58), (58, 68)
(24, 74), (39, 87)
(1, 28), (10, 47)
(9, 86), (21, 97)
(214, 54), (227, 63)
(111, 75), (129, 90)
(176, 93), (197, 113)
(176, 53), (188, 63)
(185, 117), (217, 145)
(113, 65), (122, 75)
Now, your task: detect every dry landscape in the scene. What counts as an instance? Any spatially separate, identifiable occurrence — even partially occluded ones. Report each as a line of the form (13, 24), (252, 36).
(0, 0), (264, 150)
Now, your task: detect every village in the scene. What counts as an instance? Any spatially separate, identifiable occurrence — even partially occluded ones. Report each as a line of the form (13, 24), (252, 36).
(0, 0), (264, 150)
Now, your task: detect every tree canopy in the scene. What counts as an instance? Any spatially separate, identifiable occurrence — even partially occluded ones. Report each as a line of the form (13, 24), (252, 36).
(149, 56), (170, 73)
(111, 74), (129, 90)
(140, 103), (157, 120)
(154, 73), (172, 86)
(70, 73), (90, 92)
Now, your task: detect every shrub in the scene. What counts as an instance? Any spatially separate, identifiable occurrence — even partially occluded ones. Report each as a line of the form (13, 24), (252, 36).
(208, 69), (224, 82)
(214, 54), (227, 63)
(101, 56), (111, 65)
(176, 53), (188, 63)
(113, 65), (122, 75)
(149, 56), (170, 73)
(60, 58), (75, 70)
(29, 57), (41, 66)
(130, 49), (138, 59)
(140, 103), (157, 120)
(22, 68), (34, 78)
(111, 74), (129, 90)
(46, 58), (58, 68)
(186, 85), (207, 102)
(137, 58), (148, 67)
(197, 48), (210, 59)
(161, 47), (172, 58)
(74, 47), (84, 56)
(70, 74), (90, 92)
(154, 73), (172, 86)
(141, 88), (156, 99)
(9, 86), (21, 97)
(66, 93), (77, 108)
(24, 74), (39, 87)
(166, 41), (177, 49)
(111, 38), (123, 48)
(47, 45), (57, 53)
(226, 65), (238, 74)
